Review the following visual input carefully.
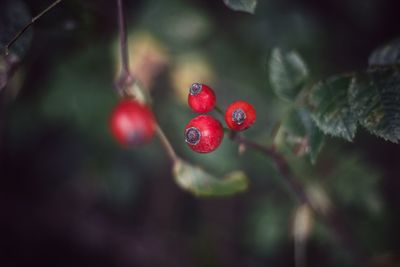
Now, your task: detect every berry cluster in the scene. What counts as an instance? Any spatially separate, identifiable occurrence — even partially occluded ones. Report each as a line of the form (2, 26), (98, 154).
(108, 83), (256, 152)
(185, 83), (256, 153)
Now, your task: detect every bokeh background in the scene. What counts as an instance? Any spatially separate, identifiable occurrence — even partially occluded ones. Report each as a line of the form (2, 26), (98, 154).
(1, 0), (400, 266)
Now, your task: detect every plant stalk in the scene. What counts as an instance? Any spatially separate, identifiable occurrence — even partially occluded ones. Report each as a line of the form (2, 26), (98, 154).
(4, 0), (63, 56)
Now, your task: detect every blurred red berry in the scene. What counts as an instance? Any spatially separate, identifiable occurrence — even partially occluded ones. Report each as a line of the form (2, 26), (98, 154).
(225, 100), (256, 131)
(188, 83), (216, 113)
(184, 115), (224, 153)
(110, 99), (156, 147)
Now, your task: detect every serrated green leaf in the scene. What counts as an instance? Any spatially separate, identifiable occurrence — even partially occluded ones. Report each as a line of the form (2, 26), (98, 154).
(369, 38), (400, 67)
(269, 48), (309, 102)
(173, 159), (248, 197)
(222, 0), (257, 14)
(281, 108), (324, 164)
(309, 75), (357, 141)
(349, 67), (400, 143)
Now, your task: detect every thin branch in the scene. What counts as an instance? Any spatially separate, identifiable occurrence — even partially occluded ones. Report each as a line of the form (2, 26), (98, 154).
(4, 0), (62, 56)
(156, 125), (179, 163)
(117, 0), (129, 76)
(115, 0), (133, 95)
(231, 133), (309, 205)
(230, 133), (365, 263)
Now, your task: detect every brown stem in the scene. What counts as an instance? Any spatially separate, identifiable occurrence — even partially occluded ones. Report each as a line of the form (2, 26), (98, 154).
(4, 0), (63, 56)
(115, 0), (133, 94)
(114, 0), (178, 164)
(230, 133), (365, 263)
(231, 133), (309, 205)
(117, 0), (129, 75)
(156, 125), (179, 163)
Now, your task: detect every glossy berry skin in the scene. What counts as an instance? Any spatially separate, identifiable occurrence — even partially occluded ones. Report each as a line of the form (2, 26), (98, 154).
(110, 99), (156, 147)
(184, 115), (224, 153)
(188, 83), (216, 113)
(225, 100), (256, 131)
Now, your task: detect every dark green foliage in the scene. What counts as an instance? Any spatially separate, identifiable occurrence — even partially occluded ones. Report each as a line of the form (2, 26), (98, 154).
(269, 48), (309, 102)
(350, 67), (400, 142)
(280, 108), (324, 163)
(222, 0), (257, 14)
(309, 76), (357, 141)
(369, 38), (400, 67)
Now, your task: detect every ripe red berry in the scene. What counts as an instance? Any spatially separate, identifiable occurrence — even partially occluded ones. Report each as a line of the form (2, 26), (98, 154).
(184, 115), (224, 153)
(188, 83), (216, 113)
(225, 100), (256, 131)
(110, 99), (156, 147)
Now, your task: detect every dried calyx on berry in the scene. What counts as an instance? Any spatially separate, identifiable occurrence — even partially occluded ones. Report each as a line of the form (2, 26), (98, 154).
(225, 100), (256, 131)
(188, 83), (216, 113)
(184, 115), (224, 153)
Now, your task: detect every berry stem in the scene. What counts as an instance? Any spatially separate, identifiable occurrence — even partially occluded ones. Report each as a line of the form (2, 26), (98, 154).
(229, 133), (365, 263)
(115, 0), (134, 95)
(214, 105), (224, 116)
(156, 124), (179, 163)
(117, 0), (129, 78)
(4, 0), (63, 56)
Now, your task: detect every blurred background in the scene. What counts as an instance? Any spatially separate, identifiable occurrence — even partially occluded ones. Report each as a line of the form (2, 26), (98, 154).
(1, 0), (400, 266)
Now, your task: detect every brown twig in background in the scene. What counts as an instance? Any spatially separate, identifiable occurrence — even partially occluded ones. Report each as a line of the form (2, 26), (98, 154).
(231, 133), (310, 205)
(115, 0), (134, 95)
(230, 133), (365, 263)
(156, 125), (179, 163)
(4, 0), (63, 56)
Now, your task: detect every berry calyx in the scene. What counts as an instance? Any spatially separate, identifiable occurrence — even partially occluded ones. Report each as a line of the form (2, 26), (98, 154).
(225, 100), (256, 131)
(188, 83), (216, 113)
(110, 99), (156, 147)
(184, 115), (224, 153)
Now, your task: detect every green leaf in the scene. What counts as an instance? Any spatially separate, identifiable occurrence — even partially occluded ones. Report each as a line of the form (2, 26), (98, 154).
(269, 48), (309, 102)
(222, 0), (257, 14)
(369, 38), (400, 67)
(349, 67), (400, 142)
(281, 108), (325, 164)
(309, 75), (357, 141)
(173, 159), (248, 197)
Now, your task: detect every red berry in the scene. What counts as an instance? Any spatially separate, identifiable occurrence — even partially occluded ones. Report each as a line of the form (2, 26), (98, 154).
(188, 83), (216, 113)
(184, 115), (224, 153)
(225, 100), (256, 131)
(110, 99), (156, 147)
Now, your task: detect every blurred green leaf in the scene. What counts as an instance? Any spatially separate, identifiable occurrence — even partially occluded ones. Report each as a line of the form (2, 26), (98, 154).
(280, 108), (324, 163)
(173, 159), (248, 197)
(269, 48), (309, 102)
(40, 44), (116, 145)
(246, 197), (291, 255)
(369, 38), (400, 67)
(326, 152), (383, 215)
(349, 67), (400, 143)
(309, 75), (357, 141)
(222, 0), (257, 14)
